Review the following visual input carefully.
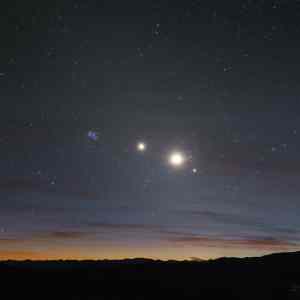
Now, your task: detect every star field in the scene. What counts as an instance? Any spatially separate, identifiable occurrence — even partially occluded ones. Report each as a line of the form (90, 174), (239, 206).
(0, 0), (300, 260)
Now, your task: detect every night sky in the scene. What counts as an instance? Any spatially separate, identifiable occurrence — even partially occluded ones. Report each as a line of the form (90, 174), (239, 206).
(1, 0), (300, 260)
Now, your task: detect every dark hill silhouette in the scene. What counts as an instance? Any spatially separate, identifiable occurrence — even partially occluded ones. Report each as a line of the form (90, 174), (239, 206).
(1, 251), (300, 299)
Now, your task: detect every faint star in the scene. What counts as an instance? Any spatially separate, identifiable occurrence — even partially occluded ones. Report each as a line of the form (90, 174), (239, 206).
(223, 66), (232, 72)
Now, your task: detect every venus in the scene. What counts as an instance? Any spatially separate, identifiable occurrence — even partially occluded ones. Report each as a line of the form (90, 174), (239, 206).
(137, 142), (146, 152)
(169, 151), (185, 167)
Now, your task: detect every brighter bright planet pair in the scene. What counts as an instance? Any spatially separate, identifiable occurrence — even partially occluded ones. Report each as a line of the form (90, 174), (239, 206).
(137, 141), (188, 168)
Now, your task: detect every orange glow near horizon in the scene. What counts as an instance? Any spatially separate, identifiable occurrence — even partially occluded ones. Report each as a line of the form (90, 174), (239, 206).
(1, 241), (298, 261)
(1, 230), (299, 261)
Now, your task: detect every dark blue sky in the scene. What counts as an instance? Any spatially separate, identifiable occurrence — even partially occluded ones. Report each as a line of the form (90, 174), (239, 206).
(0, 0), (300, 259)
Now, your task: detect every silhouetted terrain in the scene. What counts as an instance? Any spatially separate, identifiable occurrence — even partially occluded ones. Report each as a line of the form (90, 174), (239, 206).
(1, 251), (300, 299)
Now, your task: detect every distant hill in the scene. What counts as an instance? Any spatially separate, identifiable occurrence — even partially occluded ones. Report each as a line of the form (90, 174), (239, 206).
(1, 251), (300, 300)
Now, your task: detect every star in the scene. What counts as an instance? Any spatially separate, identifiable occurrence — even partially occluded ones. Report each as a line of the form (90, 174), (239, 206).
(271, 146), (277, 152)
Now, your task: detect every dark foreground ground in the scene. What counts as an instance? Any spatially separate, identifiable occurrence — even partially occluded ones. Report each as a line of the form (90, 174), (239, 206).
(1, 251), (300, 299)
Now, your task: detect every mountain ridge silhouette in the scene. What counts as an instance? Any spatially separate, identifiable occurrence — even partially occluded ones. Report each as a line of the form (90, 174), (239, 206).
(1, 250), (300, 299)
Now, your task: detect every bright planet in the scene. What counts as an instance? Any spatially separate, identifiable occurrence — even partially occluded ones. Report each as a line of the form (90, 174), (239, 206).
(137, 142), (146, 152)
(169, 151), (185, 167)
